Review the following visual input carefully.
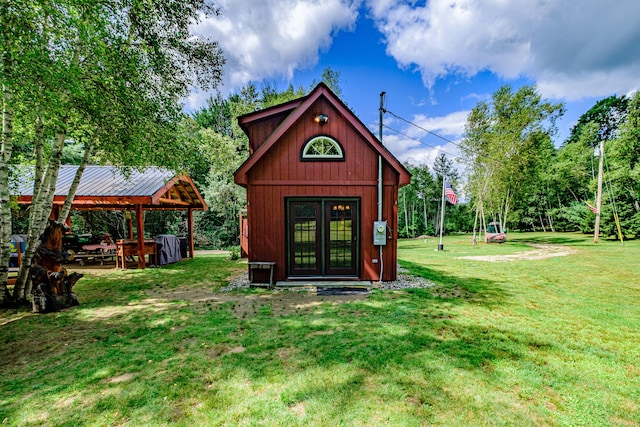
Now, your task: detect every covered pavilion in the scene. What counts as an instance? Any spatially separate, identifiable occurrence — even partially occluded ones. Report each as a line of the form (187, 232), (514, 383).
(15, 165), (207, 269)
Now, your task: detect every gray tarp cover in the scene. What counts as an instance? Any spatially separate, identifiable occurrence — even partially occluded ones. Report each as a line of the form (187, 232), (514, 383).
(155, 234), (182, 265)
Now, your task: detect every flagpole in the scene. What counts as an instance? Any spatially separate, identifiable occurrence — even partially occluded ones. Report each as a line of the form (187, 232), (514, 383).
(438, 173), (446, 251)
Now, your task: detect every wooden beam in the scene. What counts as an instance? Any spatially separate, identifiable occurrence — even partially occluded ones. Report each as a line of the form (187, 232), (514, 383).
(126, 210), (133, 240)
(188, 208), (195, 259)
(157, 197), (191, 206)
(49, 204), (60, 221)
(151, 174), (207, 210)
(174, 182), (196, 204)
(136, 204), (146, 269)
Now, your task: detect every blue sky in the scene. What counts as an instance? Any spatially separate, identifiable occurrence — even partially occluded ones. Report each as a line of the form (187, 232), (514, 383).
(190, 0), (640, 169)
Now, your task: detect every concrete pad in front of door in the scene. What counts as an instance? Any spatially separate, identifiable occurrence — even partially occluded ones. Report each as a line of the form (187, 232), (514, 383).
(275, 280), (372, 289)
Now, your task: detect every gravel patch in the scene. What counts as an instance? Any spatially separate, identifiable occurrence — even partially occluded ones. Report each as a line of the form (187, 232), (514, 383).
(377, 273), (435, 290)
(220, 267), (434, 292)
(219, 271), (251, 292)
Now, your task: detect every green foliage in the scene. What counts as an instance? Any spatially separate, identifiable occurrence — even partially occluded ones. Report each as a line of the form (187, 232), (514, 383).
(565, 95), (628, 147)
(462, 85), (564, 231)
(311, 66), (343, 97)
(4, 0), (225, 169)
(229, 246), (241, 260)
(545, 91), (639, 239)
(398, 157), (472, 237)
(547, 203), (588, 232)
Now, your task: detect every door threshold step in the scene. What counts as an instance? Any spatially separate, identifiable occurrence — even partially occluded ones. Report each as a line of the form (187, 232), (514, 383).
(275, 280), (372, 288)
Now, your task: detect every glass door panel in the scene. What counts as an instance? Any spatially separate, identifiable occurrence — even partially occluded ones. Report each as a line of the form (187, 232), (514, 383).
(289, 202), (321, 276)
(325, 201), (357, 276)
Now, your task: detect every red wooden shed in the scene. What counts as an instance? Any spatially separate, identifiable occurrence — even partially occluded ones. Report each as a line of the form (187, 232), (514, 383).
(234, 83), (411, 283)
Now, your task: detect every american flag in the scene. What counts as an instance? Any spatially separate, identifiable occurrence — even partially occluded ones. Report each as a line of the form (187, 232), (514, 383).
(445, 182), (458, 205)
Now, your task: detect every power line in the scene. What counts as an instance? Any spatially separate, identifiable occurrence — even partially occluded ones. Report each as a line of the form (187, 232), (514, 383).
(382, 108), (502, 167)
(382, 124), (461, 161)
(384, 108), (463, 149)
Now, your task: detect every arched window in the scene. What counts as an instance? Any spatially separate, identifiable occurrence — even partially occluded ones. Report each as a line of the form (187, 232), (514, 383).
(301, 136), (344, 160)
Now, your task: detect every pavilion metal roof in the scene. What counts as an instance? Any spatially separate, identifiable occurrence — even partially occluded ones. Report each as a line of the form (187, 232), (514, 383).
(15, 165), (207, 210)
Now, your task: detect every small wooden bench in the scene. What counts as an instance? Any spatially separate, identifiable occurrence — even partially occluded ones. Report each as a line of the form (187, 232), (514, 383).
(248, 262), (276, 289)
(116, 239), (157, 269)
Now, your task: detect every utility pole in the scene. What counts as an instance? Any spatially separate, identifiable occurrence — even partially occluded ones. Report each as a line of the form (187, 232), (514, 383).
(594, 138), (604, 243)
(438, 173), (446, 251)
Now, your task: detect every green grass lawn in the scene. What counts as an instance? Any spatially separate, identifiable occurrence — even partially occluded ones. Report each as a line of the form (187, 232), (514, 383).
(1, 233), (639, 426)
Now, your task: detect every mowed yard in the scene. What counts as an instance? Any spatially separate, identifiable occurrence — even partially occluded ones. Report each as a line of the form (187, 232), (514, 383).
(1, 232), (639, 426)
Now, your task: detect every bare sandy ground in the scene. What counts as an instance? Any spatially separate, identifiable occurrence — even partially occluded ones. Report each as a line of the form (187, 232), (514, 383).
(456, 243), (577, 262)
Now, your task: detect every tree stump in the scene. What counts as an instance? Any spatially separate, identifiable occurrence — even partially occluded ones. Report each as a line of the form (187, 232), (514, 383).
(30, 220), (83, 313)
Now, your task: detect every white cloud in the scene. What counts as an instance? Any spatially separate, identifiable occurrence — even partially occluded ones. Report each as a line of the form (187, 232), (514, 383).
(382, 110), (467, 167)
(411, 110), (469, 140)
(399, 144), (461, 168)
(189, 0), (361, 107)
(366, 0), (640, 101)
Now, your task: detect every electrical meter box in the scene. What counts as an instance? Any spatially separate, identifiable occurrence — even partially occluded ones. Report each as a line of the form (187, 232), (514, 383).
(373, 220), (387, 246)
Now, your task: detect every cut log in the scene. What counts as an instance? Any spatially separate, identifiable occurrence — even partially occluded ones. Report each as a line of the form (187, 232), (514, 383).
(30, 220), (83, 313)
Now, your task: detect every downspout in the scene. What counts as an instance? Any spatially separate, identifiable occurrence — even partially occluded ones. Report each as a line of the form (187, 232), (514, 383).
(378, 92), (385, 281)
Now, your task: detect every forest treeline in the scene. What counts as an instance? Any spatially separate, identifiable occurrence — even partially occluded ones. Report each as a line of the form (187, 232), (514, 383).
(9, 76), (640, 248)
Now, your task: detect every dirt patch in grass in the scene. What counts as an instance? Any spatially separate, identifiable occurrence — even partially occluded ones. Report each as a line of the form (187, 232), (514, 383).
(104, 373), (136, 384)
(287, 401), (307, 417)
(148, 286), (368, 318)
(208, 344), (246, 358)
(456, 243), (577, 262)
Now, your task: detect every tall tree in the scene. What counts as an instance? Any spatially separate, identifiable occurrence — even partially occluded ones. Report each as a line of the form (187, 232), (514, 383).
(600, 92), (640, 237)
(461, 85), (563, 231)
(548, 95), (632, 233)
(2, 0), (225, 303)
(312, 67), (343, 98)
(565, 95), (628, 148)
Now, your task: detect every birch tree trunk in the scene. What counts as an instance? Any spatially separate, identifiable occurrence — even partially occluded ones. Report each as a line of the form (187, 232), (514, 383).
(480, 202), (487, 242)
(411, 201), (416, 238)
(58, 137), (94, 222)
(501, 189), (510, 232)
(472, 205), (479, 245)
(33, 116), (44, 199)
(13, 126), (67, 301)
(422, 197), (427, 235)
(0, 85), (14, 304)
(539, 213), (546, 232)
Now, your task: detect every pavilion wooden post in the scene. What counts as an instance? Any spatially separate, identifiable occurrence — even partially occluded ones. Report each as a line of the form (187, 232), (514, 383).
(187, 208), (195, 259)
(49, 204), (60, 220)
(49, 204), (72, 228)
(136, 204), (146, 268)
(126, 210), (134, 239)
